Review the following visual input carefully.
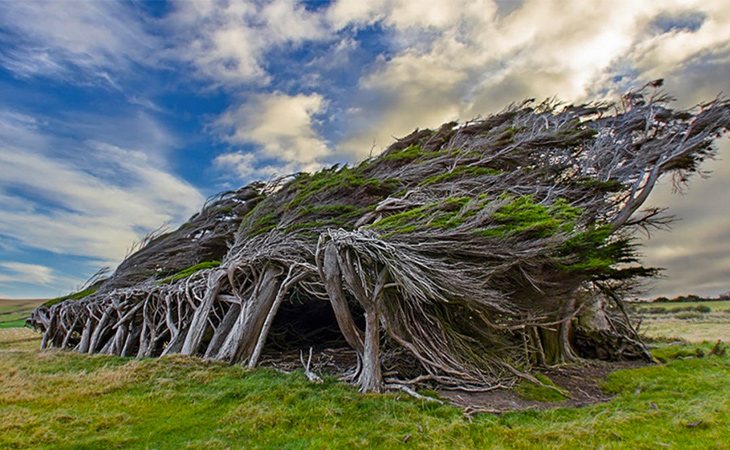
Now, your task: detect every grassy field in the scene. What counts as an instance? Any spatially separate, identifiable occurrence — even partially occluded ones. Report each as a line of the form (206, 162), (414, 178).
(633, 300), (730, 312)
(631, 300), (730, 343)
(2, 299), (729, 448)
(640, 318), (730, 342)
(1, 327), (729, 449)
(0, 299), (45, 329)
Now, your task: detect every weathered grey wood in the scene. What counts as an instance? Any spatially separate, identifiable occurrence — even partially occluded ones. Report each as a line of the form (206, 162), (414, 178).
(181, 270), (226, 355)
(358, 307), (383, 392)
(78, 317), (93, 353)
(216, 266), (283, 363)
(40, 313), (56, 350)
(88, 307), (113, 353)
(121, 324), (141, 357)
(320, 242), (364, 353)
(248, 266), (309, 368)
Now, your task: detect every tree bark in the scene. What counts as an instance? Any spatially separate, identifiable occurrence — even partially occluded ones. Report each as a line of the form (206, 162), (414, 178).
(358, 306), (383, 392)
(181, 270), (226, 355)
(216, 266), (282, 363)
(320, 242), (364, 353)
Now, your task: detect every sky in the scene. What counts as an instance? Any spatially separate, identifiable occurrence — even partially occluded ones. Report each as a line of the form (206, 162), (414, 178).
(0, 0), (729, 299)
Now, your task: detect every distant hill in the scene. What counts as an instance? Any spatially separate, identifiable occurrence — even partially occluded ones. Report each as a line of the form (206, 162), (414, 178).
(0, 299), (46, 328)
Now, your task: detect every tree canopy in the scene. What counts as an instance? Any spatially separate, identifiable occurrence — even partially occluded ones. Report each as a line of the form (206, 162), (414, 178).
(30, 86), (730, 393)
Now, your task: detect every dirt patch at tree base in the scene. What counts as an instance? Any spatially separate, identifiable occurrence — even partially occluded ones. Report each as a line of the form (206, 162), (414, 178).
(439, 360), (648, 414)
(258, 345), (649, 413)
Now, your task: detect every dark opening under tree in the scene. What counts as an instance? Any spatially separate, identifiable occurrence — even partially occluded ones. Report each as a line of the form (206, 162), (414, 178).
(29, 86), (730, 393)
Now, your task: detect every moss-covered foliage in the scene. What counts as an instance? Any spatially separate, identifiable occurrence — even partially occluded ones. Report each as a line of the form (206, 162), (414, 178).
(42, 287), (98, 308)
(227, 132), (649, 285)
(369, 196), (481, 236)
(481, 196), (581, 238)
(418, 166), (503, 186)
(237, 165), (401, 240)
(159, 261), (221, 284)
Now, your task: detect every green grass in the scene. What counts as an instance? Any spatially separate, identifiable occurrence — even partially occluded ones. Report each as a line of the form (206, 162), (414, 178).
(641, 318), (730, 343)
(515, 374), (569, 402)
(635, 300), (730, 343)
(0, 319), (27, 329)
(1, 329), (728, 449)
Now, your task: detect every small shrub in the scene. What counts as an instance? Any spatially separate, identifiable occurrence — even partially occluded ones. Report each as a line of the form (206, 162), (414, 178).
(709, 341), (726, 357)
(674, 311), (702, 320)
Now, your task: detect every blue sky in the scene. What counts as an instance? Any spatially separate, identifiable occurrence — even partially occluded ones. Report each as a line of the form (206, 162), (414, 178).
(1, 0), (729, 299)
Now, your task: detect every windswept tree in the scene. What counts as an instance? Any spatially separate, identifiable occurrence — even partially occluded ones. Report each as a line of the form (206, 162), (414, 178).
(30, 86), (730, 393)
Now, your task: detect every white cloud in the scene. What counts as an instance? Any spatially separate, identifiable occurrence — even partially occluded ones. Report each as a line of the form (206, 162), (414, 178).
(167, 0), (329, 87)
(0, 0), (156, 83)
(0, 262), (55, 285)
(326, 0), (730, 157)
(328, 0), (476, 31)
(2, 0), (729, 299)
(626, 3), (730, 81)
(0, 110), (204, 264)
(213, 92), (330, 180)
(213, 151), (258, 180)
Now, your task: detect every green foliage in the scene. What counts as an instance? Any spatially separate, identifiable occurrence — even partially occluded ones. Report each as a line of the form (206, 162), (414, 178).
(237, 166), (399, 240)
(370, 195), (586, 241)
(238, 196), (281, 238)
(214, 204), (235, 215)
(369, 196), (477, 236)
(159, 261), (221, 284)
(515, 374), (569, 402)
(247, 212), (279, 237)
(481, 196), (581, 238)
(42, 287), (98, 308)
(418, 166), (503, 186)
(557, 227), (615, 273)
(556, 226), (657, 280)
(370, 204), (433, 233)
(287, 166), (396, 209)
(381, 144), (459, 164)
(380, 144), (424, 162)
